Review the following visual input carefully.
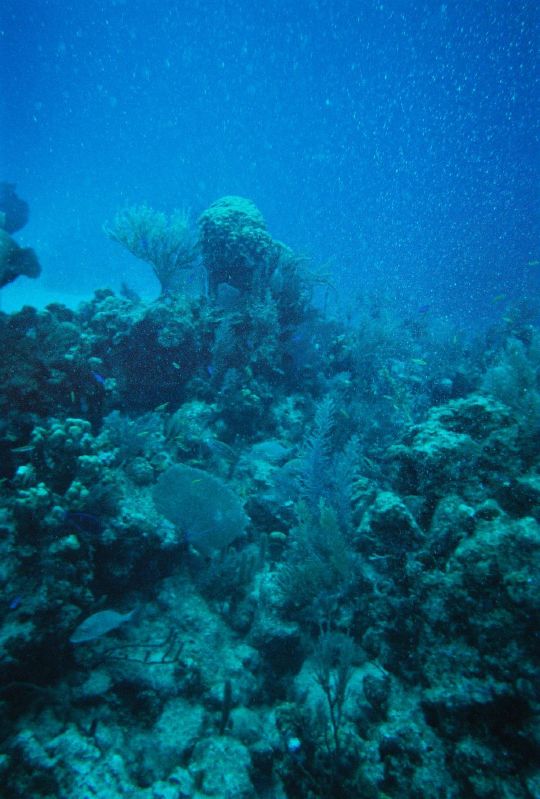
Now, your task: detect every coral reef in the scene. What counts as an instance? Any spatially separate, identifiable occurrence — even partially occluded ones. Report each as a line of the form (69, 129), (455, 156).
(1, 196), (539, 799)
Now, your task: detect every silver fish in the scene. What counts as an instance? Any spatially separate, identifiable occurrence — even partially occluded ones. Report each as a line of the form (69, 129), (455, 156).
(69, 609), (135, 644)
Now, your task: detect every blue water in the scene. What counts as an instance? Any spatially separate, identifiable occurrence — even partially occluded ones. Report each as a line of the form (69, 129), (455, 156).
(1, 0), (538, 323)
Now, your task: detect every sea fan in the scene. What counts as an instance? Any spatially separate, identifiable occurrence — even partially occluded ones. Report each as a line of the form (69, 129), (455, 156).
(153, 464), (248, 555)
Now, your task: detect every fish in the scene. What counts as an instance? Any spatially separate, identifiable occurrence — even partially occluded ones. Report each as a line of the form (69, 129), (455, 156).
(202, 437), (236, 461)
(91, 370), (106, 385)
(70, 608), (136, 644)
(527, 260), (540, 267)
(63, 510), (102, 535)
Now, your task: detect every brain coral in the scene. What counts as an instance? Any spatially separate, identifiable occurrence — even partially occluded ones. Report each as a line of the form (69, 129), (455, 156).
(198, 196), (276, 295)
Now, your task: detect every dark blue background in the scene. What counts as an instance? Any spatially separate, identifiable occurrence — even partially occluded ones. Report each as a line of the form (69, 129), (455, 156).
(1, 0), (538, 323)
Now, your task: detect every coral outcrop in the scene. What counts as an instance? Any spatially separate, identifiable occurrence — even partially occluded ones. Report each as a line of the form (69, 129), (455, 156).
(198, 195), (279, 296)
(1, 197), (539, 798)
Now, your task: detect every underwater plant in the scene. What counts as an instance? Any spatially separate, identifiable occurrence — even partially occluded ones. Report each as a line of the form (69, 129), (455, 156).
(298, 396), (336, 512)
(312, 631), (356, 761)
(482, 334), (540, 436)
(276, 500), (357, 623)
(105, 205), (198, 294)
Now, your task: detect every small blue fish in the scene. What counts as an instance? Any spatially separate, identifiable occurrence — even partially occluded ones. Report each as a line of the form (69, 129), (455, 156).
(9, 596), (22, 610)
(91, 371), (106, 385)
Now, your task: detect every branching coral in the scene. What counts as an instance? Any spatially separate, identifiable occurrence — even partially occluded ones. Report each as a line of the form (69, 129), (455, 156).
(105, 205), (198, 295)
